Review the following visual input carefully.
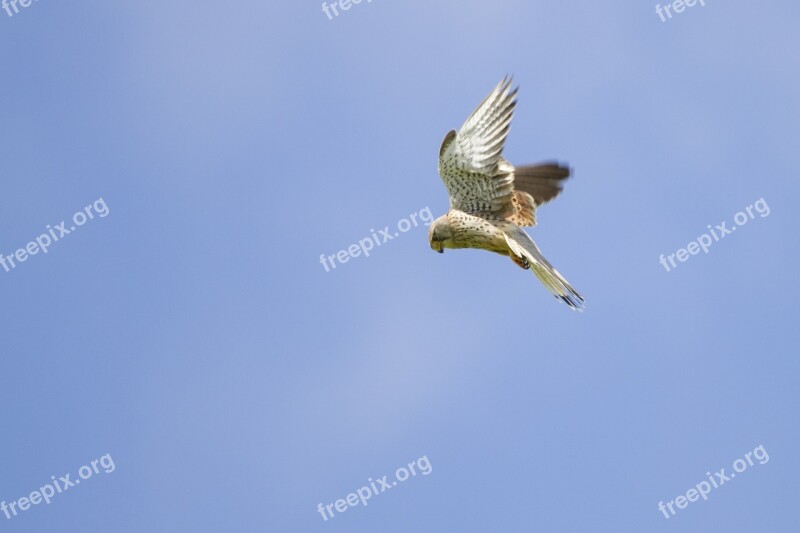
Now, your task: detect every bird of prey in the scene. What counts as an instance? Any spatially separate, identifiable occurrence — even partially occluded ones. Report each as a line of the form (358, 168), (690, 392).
(428, 77), (585, 310)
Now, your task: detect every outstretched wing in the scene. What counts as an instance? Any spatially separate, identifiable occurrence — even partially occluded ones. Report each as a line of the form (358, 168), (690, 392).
(438, 77), (518, 219)
(513, 163), (571, 206)
(506, 162), (572, 227)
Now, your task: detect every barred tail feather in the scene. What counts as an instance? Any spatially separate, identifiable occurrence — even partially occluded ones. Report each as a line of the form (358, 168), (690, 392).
(503, 231), (585, 311)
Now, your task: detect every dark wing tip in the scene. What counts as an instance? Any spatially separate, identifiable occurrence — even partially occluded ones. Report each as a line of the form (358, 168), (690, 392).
(557, 291), (585, 312)
(513, 162), (573, 206)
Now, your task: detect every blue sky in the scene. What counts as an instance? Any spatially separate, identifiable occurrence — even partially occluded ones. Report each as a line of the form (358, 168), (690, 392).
(1, 1), (798, 531)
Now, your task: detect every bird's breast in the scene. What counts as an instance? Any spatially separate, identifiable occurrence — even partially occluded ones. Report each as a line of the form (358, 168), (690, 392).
(447, 211), (510, 253)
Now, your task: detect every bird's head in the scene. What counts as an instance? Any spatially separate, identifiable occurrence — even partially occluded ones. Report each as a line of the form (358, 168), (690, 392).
(428, 216), (453, 254)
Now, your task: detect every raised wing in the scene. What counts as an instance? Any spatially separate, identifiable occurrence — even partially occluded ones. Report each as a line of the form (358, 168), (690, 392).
(438, 77), (518, 218)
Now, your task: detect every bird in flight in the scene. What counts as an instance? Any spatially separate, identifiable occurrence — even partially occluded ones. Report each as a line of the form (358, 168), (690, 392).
(428, 77), (585, 310)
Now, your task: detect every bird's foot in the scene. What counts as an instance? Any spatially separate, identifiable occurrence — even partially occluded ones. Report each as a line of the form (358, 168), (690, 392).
(511, 254), (530, 270)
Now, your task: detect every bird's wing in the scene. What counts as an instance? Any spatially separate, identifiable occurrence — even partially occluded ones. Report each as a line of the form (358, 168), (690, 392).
(505, 162), (572, 227)
(438, 77), (518, 219)
(512, 163), (571, 206)
(502, 225), (585, 311)
(507, 190), (537, 227)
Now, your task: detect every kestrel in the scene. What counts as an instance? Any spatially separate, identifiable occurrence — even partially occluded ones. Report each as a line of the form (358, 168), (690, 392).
(428, 77), (585, 310)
